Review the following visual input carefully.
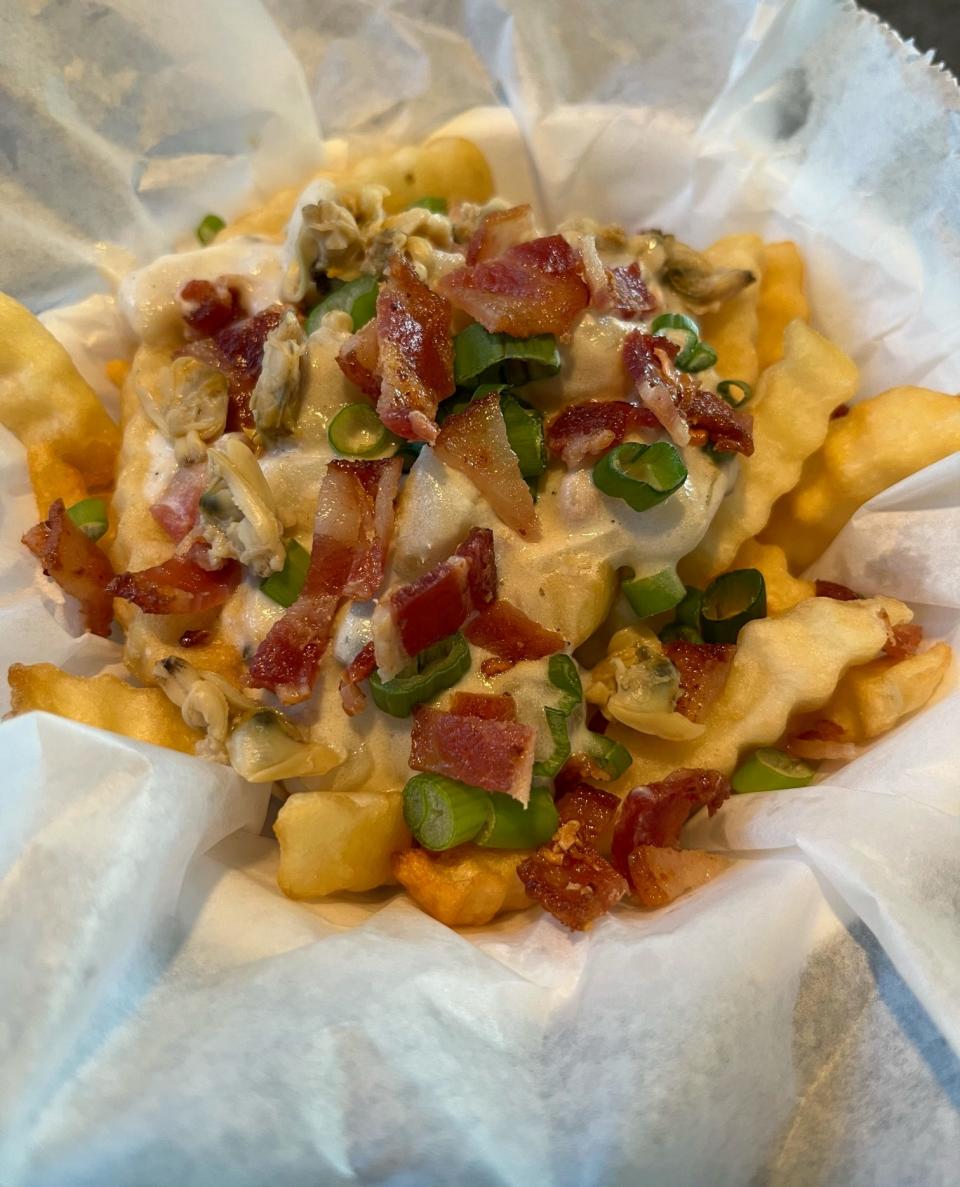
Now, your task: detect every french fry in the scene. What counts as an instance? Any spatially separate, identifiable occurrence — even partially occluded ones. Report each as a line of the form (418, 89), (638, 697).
(392, 845), (532, 927)
(350, 136), (494, 213)
(607, 595), (912, 785)
(731, 539), (814, 615)
(276, 790), (411, 898)
(0, 293), (120, 515)
(756, 241), (809, 371)
(699, 234), (764, 386)
(8, 663), (201, 754)
(762, 386), (960, 572)
(681, 320), (858, 585)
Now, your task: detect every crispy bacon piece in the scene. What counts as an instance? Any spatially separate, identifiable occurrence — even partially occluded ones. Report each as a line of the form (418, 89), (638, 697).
(463, 598), (564, 663)
(409, 705), (536, 802)
(623, 331), (754, 457)
(178, 277), (245, 338)
(555, 780), (620, 848)
(108, 555), (241, 615)
(375, 254), (455, 443)
(23, 499), (115, 636)
(545, 400), (658, 467)
(438, 235), (590, 338)
(603, 263), (658, 320)
(179, 628), (210, 648)
(815, 579), (861, 601)
(628, 846), (730, 909)
(465, 204), (536, 265)
(336, 320), (381, 399)
(448, 691), (517, 721)
(883, 622), (923, 660)
(517, 822), (628, 930)
(249, 457), (402, 704)
(149, 465), (207, 543)
(434, 392), (537, 535)
(830, 403), (851, 419)
(373, 527), (497, 678)
(662, 642), (735, 723)
(610, 768), (731, 885)
(786, 717), (856, 761)
(338, 641), (377, 717)
(184, 305), (287, 430)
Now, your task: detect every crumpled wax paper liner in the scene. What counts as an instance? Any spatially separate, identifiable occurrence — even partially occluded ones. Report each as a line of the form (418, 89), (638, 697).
(1, 1), (958, 1184)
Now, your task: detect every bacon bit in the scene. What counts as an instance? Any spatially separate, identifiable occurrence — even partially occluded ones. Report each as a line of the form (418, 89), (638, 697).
(883, 622), (923, 661)
(108, 555), (241, 615)
(149, 465), (207, 543)
(481, 657), (515, 678)
(661, 642), (735, 723)
(23, 499), (115, 636)
(178, 628), (210, 648)
(555, 780), (620, 847)
(466, 204), (536, 265)
(373, 527), (497, 678)
(434, 392), (537, 535)
(556, 751), (612, 788)
(409, 706), (536, 802)
(610, 768), (731, 885)
(463, 598), (564, 663)
(545, 400), (659, 467)
(628, 846), (730, 909)
(604, 263), (658, 320)
(338, 641), (377, 717)
(438, 235), (590, 338)
(184, 305), (287, 430)
(376, 253), (455, 443)
(623, 331), (754, 456)
(448, 691), (517, 721)
(249, 457), (402, 703)
(815, 579), (861, 601)
(178, 277), (245, 338)
(517, 821), (628, 930)
(830, 403), (851, 419)
(785, 717), (856, 761)
(336, 320), (381, 399)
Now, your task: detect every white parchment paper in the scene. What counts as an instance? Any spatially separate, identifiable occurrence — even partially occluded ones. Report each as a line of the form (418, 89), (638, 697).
(1, 2), (959, 1184)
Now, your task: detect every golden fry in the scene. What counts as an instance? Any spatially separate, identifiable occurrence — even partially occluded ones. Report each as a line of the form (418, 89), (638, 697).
(763, 386), (960, 572)
(350, 136), (494, 213)
(0, 293), (119, 514)
(756, 241), (809, 370)
(681, 320), (858, 584)
(8, 663), (201, 754)
(276, 790), (411, 898)
(699, 234), (764, 386)
(392, 845), (532, 927)
(731, 539), (814, 615)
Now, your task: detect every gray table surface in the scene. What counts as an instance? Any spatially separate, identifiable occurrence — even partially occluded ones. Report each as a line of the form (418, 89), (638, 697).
(865, 1), (959, 75)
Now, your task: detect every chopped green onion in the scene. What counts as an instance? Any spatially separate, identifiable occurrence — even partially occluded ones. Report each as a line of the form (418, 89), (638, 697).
(675, 586), (704, 629)
(409, 196), (448, 214)
(700, 569), (767, 643)
(592, 441), (688, 513)
(584, 731), (633, 779)
(369, 633), (471, 718)
(659, 623), (704, 644)
(328, 402), (397, 458)
(532, 706), (573, 778)
(307, 274), (379, 335)
(717, 379), (753, 407)
(476, 786), (559, 849)
(499, 394), (546, 479)
(732, 747), (817, 793)
(260, 539), (310, 608)
(454, 323), (560, 388)
(547, 653), (583, 710)
(650, 312), (717, 373)
(623, 568), (686, 618)
(196, 213), (225, 245)
(402, 772), (492, 850)
(66, 497), (108, 542)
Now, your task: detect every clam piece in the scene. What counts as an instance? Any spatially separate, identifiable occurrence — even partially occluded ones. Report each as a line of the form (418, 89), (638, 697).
(281, 181), (388, 302)
(250, 311), (307, 439)
(155, 656), (259, 761)
(138, 355), (229, 465)
(654, 233), (756, 313)
(226, 709), (343, 783)
(198, 434), (285, 577)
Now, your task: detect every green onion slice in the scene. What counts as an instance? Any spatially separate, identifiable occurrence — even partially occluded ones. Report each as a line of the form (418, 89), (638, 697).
(650, 312), (717, 373)
(260, 539), (311, 608)
(307, 274), (379, 335)
(716, 379), (753, 407)
(532, 706), (573, 779)
(674, 586), (704, 629)
(592, 441), (688, 513)
(500, 394), (546, 478)
(454, 323), (560, 388)
(658, 623), (704, 645)
(409, 196), (448, 214)
(700, 569), (767, 643)
(584, 731), (633, 779)
(66, 497), (108, 541)
(328, 403), (397, 458)
(623, 568), (686, 618)
(369, 633), (471, 718)
(476, 786), (559, 849)
(547, 652), (583, 710)
(402, 772), (492, 850)
(196, 213), (225, 245)
(732, 747), (817, 793)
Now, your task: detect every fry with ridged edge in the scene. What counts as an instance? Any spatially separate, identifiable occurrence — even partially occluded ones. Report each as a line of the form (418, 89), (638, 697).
(756, 241), (809, 370)
(699, 233), (764, 386)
